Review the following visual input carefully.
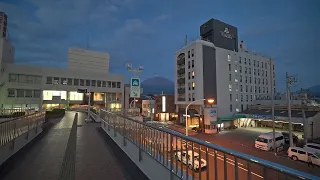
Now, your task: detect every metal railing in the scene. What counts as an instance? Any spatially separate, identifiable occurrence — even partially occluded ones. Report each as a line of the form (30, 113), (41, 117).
(100, 109), (319, 180)
(0, 111), (46, 147)
(0, 108), (38, 118)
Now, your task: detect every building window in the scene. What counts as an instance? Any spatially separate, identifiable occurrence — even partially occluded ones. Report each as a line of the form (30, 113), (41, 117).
(262, 63), (264, 68)
(229, 84), (232, 91)
(228, 54), (231, 61)
(108, 81), (112, 88)
(97, 80), (102, 87)
(228, 64), (231, 71)
(254, 77), (256, 84)
(61, 78), (67, 85)
(245, 76), (247, 83)
(188, 93), (191, 101)
(241, 104), (244, 111)
(240, 85), (243, 92)
(263, 87), (265, 93)
(46, 77), (53, 84)
(240, 66), (242, 73)
(255, 86), (257, 93)
(18, 75), (26, 83)
(262, 70), (264, 76)
(266, 79), (268, 85)
(230, 104), (233, 112)
(188, 83), (191, 90)
(259, 87), (261, 93)
(191, 49), (194, 57)
(257, 62), (259, 67)
(240, 75), (242, 82)
(249, 68), (251, 74)
(262, 79), (265, 85)
(188, 51), (190, 58)
(7, 89), (15, 97)
(80, 79), (85, 86)
(188, 61), (190, 69)
(25, 75), (34, 84)
(249, 77), (252, 83)
(117, 82), (121, 88)
(85, 80), (90, 86)
(9, 74), (18, 82)
(74, 79), (79, 86)
(254, 60), (256, 66)
(34, 90), (41, 98)
(25, 89), (33, 97)
(192, 71), (195, 79)
(17, 89), (24, 97)
(241, 94), (243, 102)
(67, 78), (72, 85)
(188, 72), (191, 79)
(229, 74), (232, 81)
(53, 77), (59, 84)
(250, 95), (253, 101)
(192, 60), (194, 68)
(273, 65), (275, 70)
(258, 78), (260, 84)
(229, 94), (232, 101)
(245, 67), (247, 74)
(250, 86), (252, 92)
(102, 81), (106, 87)
(246, 95), (248, 102)
(91, 80), (96, 87)
(112, 82), (116, 88)
(245, 85), (248, 92)
(34, 76), (42, 84)
(192, 93), (195, 101)
(258, 69), (260, 76)
(192, 82), (195, 90)
(244, 58), (247, 64)
(239, 57), (242, 64)
(248, 59), (251, 65)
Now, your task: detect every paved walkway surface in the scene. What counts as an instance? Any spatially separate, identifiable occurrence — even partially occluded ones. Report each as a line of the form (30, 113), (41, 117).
(0, 111), (148, 180)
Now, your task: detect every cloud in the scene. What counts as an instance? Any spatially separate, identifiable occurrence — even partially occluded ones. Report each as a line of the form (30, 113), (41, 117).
(0, 0), (134, 67)
(155, 13), (171, 21)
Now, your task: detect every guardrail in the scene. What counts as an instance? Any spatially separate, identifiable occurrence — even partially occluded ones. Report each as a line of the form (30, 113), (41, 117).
(100, 109), (319, 180)
(0, 111), (46, 147)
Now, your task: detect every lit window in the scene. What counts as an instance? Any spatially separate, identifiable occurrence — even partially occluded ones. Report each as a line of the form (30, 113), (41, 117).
(228, 54), (231, 61)
(192, 71), (195, 79)
(192, 82), (195, 87)
(236, 108), (240, 112)
(235, 79), (238, 82)
(235, 69), (237, 73)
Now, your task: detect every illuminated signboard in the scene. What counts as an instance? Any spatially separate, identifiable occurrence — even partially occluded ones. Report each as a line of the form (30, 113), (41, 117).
(247, 114), (278, 120)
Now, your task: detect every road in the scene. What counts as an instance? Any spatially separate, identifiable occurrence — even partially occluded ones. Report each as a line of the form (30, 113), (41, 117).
(168, 125), (320, 177)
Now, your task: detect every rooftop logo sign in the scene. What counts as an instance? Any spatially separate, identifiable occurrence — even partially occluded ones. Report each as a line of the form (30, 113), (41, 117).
(220, 28), (233, 39)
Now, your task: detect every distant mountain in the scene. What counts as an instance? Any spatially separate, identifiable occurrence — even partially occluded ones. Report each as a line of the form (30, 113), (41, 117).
(141, 76), (174, 95)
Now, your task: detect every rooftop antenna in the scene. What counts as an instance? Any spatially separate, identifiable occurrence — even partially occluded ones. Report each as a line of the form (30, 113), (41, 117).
(185, 35), (188, 45)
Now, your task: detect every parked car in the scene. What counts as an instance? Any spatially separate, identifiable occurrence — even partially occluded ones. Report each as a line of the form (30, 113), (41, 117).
(288, 146), (320, 166)
(304, 143), (320, 153)
(175, 150), (207, 170)
(281, 132), (298, 143)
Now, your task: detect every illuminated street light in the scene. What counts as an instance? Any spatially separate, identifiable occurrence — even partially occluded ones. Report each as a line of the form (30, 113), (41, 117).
(185, 98), (215, 136)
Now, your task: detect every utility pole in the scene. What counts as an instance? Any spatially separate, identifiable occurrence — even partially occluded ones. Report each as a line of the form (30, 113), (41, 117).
(286, 72), (297, 147)
(269, 59), (276, 155)
(127, 63), (143, 108)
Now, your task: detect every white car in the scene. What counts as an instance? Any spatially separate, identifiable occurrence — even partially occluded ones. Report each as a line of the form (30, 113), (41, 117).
(175, 150), (207, 170)
(304, 143), (320, 153)
(288, 146), (320, 166)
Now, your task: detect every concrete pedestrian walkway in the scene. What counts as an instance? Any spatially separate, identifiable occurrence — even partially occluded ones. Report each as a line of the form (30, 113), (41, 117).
(0, 111), (148, 180)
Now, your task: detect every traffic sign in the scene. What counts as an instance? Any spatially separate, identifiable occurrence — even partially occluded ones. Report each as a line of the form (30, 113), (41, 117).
(130, 78), (140, 98)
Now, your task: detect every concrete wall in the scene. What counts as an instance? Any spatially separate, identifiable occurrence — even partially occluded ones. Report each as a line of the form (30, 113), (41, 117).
(101, 121), (192, 180)
(0, 123), (43, 165)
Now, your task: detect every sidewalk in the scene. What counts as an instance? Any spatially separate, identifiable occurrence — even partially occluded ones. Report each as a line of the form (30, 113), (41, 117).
(1, 111), (148, 180)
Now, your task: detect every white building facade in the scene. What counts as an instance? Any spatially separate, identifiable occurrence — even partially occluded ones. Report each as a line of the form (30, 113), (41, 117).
(174, 18), (276, 133)
(0, 37), (124, 110)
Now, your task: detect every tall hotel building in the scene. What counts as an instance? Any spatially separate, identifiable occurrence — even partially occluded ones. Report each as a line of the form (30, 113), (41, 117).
(174, 19), (276, 133)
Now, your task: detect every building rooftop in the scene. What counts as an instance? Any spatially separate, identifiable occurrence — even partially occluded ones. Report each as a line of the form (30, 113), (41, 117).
(239, 109), (319, 118)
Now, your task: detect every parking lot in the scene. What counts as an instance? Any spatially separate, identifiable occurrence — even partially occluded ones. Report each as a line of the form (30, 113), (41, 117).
(168, 125), (320, 176)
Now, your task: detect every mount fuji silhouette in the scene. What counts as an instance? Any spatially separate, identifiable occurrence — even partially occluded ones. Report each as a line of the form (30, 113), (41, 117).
(141, 76), (174, 95)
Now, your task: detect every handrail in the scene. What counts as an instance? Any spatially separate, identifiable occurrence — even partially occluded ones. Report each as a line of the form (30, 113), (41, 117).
(100, 109), (319, 180)
(0, 111), (44, 124)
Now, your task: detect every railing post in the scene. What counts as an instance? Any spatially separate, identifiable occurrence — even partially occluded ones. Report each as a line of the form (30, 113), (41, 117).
(139, 123), (143, 162)
(26, 115), (30, 140)
(170, 135), (174, 180)
(113, 115), (117, 137)
(123, 117), (126, 146)
(11, 121), (16, 150)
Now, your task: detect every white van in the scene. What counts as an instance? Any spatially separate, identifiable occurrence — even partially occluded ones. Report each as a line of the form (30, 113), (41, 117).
(288, 147), (320, 166)
(304, 143), (320, 153)
(255, 132), (285, 151)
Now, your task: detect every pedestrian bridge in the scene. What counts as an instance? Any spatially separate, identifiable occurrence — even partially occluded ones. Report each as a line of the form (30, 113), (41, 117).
(0, 109), (318, 180)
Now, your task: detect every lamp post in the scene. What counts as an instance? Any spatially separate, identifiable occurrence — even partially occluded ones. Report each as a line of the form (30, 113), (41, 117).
(53, 80), (61, 108)
(185, 98), (214, 136)
(85, 89), (91, 122)
(130, 99), (138, 108)
(127, 63), (143, 108)
(269, 59), (276, 155)
(286, 72), (297, 147)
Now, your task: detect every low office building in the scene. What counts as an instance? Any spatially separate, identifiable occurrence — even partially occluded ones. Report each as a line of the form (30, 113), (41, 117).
(0, 37), (124, 110)
(236, 106), (320, 140)
(174, 18), (276, 133)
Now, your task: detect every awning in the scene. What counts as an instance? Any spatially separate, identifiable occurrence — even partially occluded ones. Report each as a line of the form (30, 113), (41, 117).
(217, 115), (247, 121)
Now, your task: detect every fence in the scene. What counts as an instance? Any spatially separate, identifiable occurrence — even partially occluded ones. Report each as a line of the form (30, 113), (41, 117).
(99, 109), (319, 180)
(0, 108), (38, 119)
(0, 111), (46, 147)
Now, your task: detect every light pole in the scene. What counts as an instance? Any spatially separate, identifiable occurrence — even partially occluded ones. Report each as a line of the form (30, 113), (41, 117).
(53, 80), (61, 109)
(185, 98), (214, 136)
(127, 63), (143, 108)
(85, 89), (91, 122)
(286, 72), (297, 147)
(269, 59), (276, 155)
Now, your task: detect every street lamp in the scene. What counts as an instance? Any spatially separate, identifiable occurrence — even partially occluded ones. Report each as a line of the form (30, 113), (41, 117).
(130, 99), (138, 108)
(53, 80), (61, 109)
(185, 98), (214, 136)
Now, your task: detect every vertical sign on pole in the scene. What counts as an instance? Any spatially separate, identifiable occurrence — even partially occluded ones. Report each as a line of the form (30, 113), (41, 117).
(130, 78), (140, 98)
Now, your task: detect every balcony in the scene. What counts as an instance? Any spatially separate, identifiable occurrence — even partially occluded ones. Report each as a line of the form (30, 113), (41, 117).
(177, 68), (185, 75)
(177, 88), (185, 94)
(177, 78), (185, 84)
(177, 58), (185, 65)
